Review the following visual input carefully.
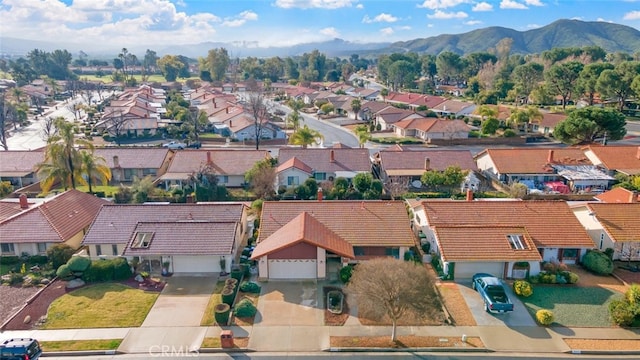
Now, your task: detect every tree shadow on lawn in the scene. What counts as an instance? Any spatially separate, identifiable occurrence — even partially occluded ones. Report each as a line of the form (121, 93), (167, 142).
(521, 285), (623, 327)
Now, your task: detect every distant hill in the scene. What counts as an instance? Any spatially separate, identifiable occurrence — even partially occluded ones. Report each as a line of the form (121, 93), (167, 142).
(383, 19), (640, 55)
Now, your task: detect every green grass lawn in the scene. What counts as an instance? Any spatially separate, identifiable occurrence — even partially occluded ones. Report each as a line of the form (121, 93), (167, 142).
(47, 185), (120, 197)
(0, 263), (12, 275)
(200, 281), (225, 326)
(40, 339), (122, 352)
(44, 283), (159, 329)
(521, 285), (622, 327)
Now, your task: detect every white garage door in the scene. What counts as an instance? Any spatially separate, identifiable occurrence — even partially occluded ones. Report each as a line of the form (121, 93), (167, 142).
(268, 259), (316, 279)
(455, 262), (505, 279)
(172, 255), (218, 273)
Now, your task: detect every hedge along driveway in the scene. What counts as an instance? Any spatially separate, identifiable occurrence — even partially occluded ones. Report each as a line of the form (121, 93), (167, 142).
(44, 283), (159, 329)
(521, 285), (622, 327)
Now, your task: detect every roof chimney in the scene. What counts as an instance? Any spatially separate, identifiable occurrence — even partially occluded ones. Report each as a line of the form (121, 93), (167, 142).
(113, 155), (120, 168)
(425, 157), (431, 170)
(547, 150), (554, 163)
(330, 150), (335, 163)
(19, 194), (28, 209)
(206, 151), (212, 164)
(317, 188), (323, 202)
(466, 189), (473, 202)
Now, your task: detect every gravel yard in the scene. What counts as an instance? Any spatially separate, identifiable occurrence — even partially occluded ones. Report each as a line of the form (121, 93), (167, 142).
(2, 279), (68, 330)
(0, 285), (40, 325)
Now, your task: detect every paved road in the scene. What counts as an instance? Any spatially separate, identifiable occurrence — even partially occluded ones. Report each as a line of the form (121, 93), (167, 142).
(40, 353), (639, 359)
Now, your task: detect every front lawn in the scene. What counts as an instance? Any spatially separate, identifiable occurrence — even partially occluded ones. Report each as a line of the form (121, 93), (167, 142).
(43, 283), (159, 329)
(521, 285), (621, 327)
(40, 339), (122, 352)
(200, 281), (225, 326)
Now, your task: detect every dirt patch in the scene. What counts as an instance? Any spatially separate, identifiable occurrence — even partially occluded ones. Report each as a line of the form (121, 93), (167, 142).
(2, 279), (68, 330)
(568, 265), (628, 293)
(438, 282), (476, 326)
(614, 265), (640, 286)
(330, 335), (484, 349)
(323, 286), (349, 326)
(358, 302), (445, 326)
(0, 285), (40, 325)
(564, 338), (640, 350)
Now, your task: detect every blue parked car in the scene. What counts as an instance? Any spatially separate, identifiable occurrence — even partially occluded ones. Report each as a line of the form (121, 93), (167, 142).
(472, 273), (514, 313)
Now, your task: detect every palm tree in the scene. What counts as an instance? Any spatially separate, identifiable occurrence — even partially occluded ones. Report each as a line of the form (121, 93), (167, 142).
(476, 105), (498, 123)
(289, 125), (324, 148)
(351, 99), (362, 121)
(79, 150), (112, 193)
(508, 106), (543, 133)
(37, 118), (92, 192)
(287, 111), (300, 130)
(354, 124), (370, 148)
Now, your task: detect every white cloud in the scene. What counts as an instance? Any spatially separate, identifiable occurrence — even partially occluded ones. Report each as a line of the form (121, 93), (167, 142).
(623, 10), (640, 20)
(526, 23), (541, 28)
(362, 13), (398, 23)
(222, 10), (258, 27)
(320, 26), (340, 37)
(274, 0), (355, 9)
(427, 23), (434, 28)
(418, 0), (469, 9)
(597, 18), (614, 23)
(397, 25), (412, 30)
(464, 20), (482, 25)
(427, 10), (468, 19)
(524, 0), (544, 5)
(356, 3), (363, 9)
(500, 0), (528, 9)
(380, 27), (394, 35)
(472, 2), (493, 11)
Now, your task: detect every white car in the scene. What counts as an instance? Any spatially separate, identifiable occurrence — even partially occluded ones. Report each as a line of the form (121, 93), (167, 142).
(162, 141), (187, 150)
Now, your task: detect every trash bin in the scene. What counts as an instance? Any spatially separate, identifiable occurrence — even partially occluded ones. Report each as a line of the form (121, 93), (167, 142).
(220, 330), (234, 348)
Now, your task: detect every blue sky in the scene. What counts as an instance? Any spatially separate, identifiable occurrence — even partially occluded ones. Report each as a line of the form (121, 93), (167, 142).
(0, 0), (638, 51)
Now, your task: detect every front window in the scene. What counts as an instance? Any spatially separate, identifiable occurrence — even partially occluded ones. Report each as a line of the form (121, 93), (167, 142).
(112, 244), (119, 256)
(562, 249), (578, 259)
(287, 176), (299, 186)
(143, 168), (156, 176)
(124, 169), (134, 180)
(1, 243), (15, 254)
(385, 248), (400, 259)
(37, 243), (47, 253)
(219, 175), (229, 184)
(353, 247), (365, 256)
(132, 232), (154, 248)
(95, 245), (102, 256)
(314, 172), (327, 181)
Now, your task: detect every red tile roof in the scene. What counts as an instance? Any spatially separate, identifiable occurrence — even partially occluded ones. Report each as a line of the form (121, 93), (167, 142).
(258, 200), (415, 247)
(278, 148), (371, 174)
(421, 200), (595, 249)
(0, 151), (45, 176)
(276, 157), (313, 174)
(475, 147), (591, 174)
(586, 203), (640, 242)
(82, 203), (247, 245)
(251, 212), (355, 259)
(379, 149), (477, 176)
(595, 187), (640, 203)
(163, 149), (270, 178)
(584, 145), (640, 175)
(94, 148), (170, 169)
(435, 226), (542, 262)
(0, 190), (110, 244)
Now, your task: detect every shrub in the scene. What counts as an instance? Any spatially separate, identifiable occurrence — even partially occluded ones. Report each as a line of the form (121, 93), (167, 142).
(513, 280), (533, 297)
(234, 298), (257, 318)
(240, 281), (261, 294)
(214, 303), (231, 325)
(56, 264), (73, 280)
(230, 268), (243, 281)
(609, 299), (635, 326)
(528, 274), (540, 284)
(8, 273), (24, 285)
(421, 242), (431, 254)
(603, 247), (614, 259)
(82, 260), (114, 282)
(67, 256), (91, 272)
(339, 265), (353, 284)
(46, 244), (75, 269)
(0, 256), (20, 265)
(536, 309), (554, 326)
(225, 278), (238, 288)
(112, 258), (132, 280)
(626, 284), (640, 305)
(221, 288), (235, 306)
(538, 272), (556, 284)
(29, 255), (48, 265)
(563, 271), (579, 284)
(555, 274), (568, 284)
(503, 129), (517, 137)
(582, 250), (614, 275)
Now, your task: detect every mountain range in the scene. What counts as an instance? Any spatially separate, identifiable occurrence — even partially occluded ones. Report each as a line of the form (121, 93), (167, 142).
(1, 19), (638, 59)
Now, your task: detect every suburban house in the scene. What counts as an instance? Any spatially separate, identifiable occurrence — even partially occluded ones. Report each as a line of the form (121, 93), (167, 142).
(277, 146), (372, 186)
(375, 107), (423, 131)
(93, 148), (173, 184)
(358, 101), (392, 123)
(250, 200), (416, 280)
(582, 145), (640, 176)
(0, 150), (45, 188)
(95, 85), (166, 136)
(81, 203), (249, 273)
(372, 146), (477, 189)
(594, 187), (640, 203)
(159, 149), (272, 189)
(430, 99), (476, 117)
(392, 118), (470, 142)
(414, 199), (595, 279)
(223, 115), (286, 142)
(0, 190), (109, 256)
(571, 202), (640, 261)
(531, 112), (566, 136)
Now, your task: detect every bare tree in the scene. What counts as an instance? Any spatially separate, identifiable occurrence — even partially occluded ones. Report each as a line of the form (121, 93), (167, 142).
(244, 91), (271, 150)
(346, 258), (443, 341)
(244, 158), (277, 200)
(0, 94), (13, 150)
(386, 176), (410, 200)
(109, 111), (129, 146)
(40, 116), (58, 142)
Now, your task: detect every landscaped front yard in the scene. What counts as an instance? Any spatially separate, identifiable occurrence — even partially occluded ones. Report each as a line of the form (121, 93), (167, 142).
(521, 286), (621, 327)
(43, 283), (159, 329)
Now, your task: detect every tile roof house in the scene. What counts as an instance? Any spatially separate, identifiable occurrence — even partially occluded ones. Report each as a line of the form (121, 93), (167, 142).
(81, 203), (249, 273)
(0, 150), (45, 188)
(582, 145), (640, 176)
(159, 149), (271, 189)
(375, 107), (423, 131)
(93, 148), (173, 184)
(251, 200), (415, 280)
(430, 99), (476, 117)
(277, 146), (372, 186)
(532, 113), (566, 136)
(372, 147), (477, 189)
(414, 199), (595, 279)
(594, 187), (640, 203)
(0, 190), (109, 256)
(392, 118), (470, 142)
(572, 202), (640, 261)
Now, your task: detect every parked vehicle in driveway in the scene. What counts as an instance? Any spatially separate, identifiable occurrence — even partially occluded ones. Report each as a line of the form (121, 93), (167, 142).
(162, 140), (187, 149)
(1, 338), (42, 359)
(472, 273), (514, 313)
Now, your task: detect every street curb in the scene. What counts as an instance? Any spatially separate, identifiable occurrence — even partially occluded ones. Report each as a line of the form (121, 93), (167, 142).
(42, 350), (123, 357)
(565, 350), (640, 355)
(198, 348), (256, 353)
(325, 347), (493, 353)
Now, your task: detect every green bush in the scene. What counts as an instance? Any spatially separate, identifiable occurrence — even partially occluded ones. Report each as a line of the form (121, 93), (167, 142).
(339, 265), (353, 284)
(513, 280), (533, 297)
(503, 129), (517, 137)
(214, 303), (231, 325)
(67, 256), (92, 272)
(609, 299), (635, 326)
(536, 309), (554, 326)
(56, 264), (73, 280)
(230, 268), (243, 281)
(82, 260), (114, 282)
(582, 250), (614, 275)
(46, 244), (75, 269)
(563, 271), (579, 284)
(112, 258), (132, 280)
(0, 256), (20, 265)
(225, 278), (238, 288)
(221, 288), (235, 306)
(529, 274), (540, 284)
(234, 298), (257, 318)
(240, 281), (261, 293)
(538, 272), (556, 284)
(555, 274), (568, 284)
(29, 255), (48, 264)
(7, 273), (24, 285)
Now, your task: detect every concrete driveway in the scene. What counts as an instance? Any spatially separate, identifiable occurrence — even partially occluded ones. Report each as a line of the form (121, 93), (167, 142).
(456, 279), (536, 327)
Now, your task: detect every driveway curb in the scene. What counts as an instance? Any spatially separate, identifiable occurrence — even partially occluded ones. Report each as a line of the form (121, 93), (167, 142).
(565, 350), (640, 355)
(42, 350), (122, 357)
(326, 347), (493, 353)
